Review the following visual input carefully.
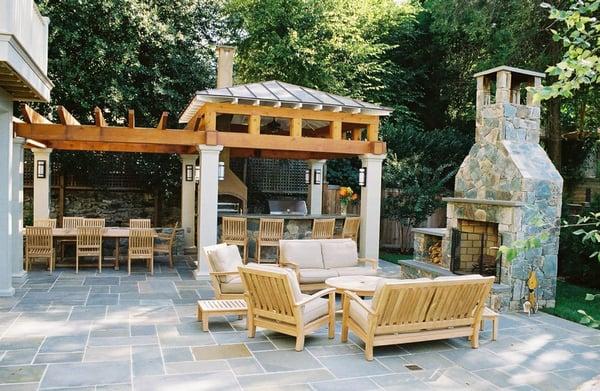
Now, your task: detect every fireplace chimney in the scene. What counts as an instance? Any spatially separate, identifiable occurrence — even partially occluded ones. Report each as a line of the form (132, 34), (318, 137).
(216, 45), (235, 88)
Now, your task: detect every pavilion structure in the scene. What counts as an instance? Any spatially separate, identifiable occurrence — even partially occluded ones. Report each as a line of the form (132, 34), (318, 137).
(6, 45), (391, 285)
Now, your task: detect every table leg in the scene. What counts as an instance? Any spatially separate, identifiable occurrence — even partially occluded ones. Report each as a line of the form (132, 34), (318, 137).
(114, 237), (120, 270)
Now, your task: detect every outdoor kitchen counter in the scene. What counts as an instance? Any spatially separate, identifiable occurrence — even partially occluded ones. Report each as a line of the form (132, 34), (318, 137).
(217, 214), (358, 261)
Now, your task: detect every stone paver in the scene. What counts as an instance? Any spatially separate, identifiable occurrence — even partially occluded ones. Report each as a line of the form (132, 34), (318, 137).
(0, 257), (597, 390)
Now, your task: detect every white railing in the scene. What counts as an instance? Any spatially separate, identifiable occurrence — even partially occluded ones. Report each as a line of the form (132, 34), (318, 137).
(0, 0), (49, 74)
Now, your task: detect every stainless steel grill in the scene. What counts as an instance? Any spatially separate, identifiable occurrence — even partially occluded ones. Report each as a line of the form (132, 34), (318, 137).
(268, 200), (307, 215)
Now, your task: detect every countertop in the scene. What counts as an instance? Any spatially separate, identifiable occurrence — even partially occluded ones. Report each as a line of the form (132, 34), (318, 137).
(218, 213), (358, 219)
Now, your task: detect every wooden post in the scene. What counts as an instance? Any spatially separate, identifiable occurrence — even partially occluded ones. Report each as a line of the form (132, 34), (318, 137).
(367, 123), (379, 142)
(205, 110), (217, 132)
(329, 121), (342, 140)
(290, 117), (302, 137)
(352, 128), (362, 141)
(248, 115), (261, 135)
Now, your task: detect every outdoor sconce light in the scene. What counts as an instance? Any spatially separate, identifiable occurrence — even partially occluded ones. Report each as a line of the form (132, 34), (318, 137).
(313, 168), (322, 185)
(185, 164), (194, 182)
(305, 169), (311, 185)
(36, 160), (47, 179)
(218, 161), (225, 181)
(358, 167), (367, 187)
(194, 166), (200, 182)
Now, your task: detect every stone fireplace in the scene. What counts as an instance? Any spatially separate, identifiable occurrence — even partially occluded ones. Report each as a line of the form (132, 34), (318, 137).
(441, 66), (563, 310)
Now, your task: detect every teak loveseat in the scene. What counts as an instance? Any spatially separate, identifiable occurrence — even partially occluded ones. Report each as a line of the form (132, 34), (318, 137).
(342, 275), (495, 360)
(279, 239), (377, 291)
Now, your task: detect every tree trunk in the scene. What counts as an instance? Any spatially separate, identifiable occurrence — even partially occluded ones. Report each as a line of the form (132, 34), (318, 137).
(547, 97), (562, 170)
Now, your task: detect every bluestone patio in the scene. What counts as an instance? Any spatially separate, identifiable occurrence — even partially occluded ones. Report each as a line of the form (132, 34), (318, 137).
(0, 257), (598, 391)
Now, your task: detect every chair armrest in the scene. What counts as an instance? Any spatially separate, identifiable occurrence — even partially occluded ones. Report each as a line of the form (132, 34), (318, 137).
(157, 233), (172, 240)
(343, 290), (376, 315)
(295, 287), (336, 307)
(209, 271), (240, 277)
(279, 260), (299, 271)
(358, 258), (378, 270)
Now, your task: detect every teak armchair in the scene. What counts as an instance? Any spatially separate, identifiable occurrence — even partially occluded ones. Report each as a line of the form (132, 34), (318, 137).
(312, 219), (335, 239)
(203, 243), (245, 299)
(34, 219), (57, 228)
(25, 226), (54, 272)
(81, 218), (105, 227)
(59, 217), (84, 262)
(255, 218), (284, 263)
(130, 219), (151, 228)
(239, 264), (336, 351)
(128, 228), (154, 275)
(341, 217), (360, 242)
(221, 216), (248, 263)
(155, 222), (178, 268)
(341, 275), (495, 360)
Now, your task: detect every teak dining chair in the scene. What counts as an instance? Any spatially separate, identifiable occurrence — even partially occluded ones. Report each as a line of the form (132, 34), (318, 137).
(128, 228), (154, 275)
(34, 219), (57, 228)
(81, 218), (106, 228)
(221, 217), (248, 263)
(129, 219), (151, 228)
(255, 218), (284, 263)
(25, 226), (54, 272)
(59, 217), (84, 262)
(341, 217), (360, 242)
(312, 219), (335, 239)
(155, 222), (178, 268)
(76, 226), (103, 273)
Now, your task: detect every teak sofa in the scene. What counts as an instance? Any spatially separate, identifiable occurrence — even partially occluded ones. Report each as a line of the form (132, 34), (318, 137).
(279, 239), (378, 291)
(342, 275), (495, 360)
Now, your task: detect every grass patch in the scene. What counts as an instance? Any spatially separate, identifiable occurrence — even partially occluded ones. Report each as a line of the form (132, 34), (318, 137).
(379, 251), (413, 265)
(542, 280), (600, 328)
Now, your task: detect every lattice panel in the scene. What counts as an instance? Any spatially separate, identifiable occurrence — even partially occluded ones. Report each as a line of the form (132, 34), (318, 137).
(247, 158), (308, 194)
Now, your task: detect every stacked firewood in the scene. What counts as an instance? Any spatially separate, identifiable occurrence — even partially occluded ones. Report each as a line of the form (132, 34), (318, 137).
(428, 241), (442, 264)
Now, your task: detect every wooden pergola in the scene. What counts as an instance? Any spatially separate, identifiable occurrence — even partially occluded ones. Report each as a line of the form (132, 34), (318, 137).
(14, 80), (390, 276)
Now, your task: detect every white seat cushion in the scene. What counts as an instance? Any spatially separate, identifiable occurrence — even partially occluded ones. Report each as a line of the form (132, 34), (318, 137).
(213, 244), (243, 282)
(241, 263), (303, 302)
(349, 299), (373, 331)
(220, 276), (244, 294)
(299, 294), (329, 324)
(335, 267), (378, 277)
(321, 240), (358, 268)
(298, 268), (338, 284)
(280, 240), (324, 269)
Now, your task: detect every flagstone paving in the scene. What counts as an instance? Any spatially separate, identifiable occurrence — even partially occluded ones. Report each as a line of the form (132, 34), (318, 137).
(0, 256), (598, 390)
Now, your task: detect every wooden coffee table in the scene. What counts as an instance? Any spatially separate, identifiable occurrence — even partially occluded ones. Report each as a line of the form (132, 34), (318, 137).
(325, 275), (383, 297)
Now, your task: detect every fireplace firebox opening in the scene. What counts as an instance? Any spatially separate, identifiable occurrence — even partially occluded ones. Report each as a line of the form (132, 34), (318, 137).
(451, 219), (501, 283)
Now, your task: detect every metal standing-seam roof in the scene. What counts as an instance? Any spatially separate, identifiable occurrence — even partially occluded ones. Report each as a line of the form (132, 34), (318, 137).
(178, 80), (393, 123)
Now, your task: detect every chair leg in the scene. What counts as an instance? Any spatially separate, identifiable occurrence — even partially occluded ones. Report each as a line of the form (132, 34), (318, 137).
(128, 256), (131, 276)
(341, 294), (350, 342)
(492, 318), (498, 341)
(150, 256), (154, 275)
(256, 242), (261, 264)
(365, 341), (374, 361)
(75, 254), (79, 274)
(247, 316), (256, 338)
(295, 334), (305, 352)
(168, 251), (173, 269)
(25, 254), (29, 272)
(471, 325), (480, 349)
(328, 292), (335, 339)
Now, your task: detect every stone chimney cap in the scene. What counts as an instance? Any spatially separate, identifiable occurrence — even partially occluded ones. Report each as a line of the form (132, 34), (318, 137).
(473, 66), (545, 79)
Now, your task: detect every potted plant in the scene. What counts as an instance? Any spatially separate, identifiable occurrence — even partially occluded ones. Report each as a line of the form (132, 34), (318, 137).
(338, 186), (357, 215)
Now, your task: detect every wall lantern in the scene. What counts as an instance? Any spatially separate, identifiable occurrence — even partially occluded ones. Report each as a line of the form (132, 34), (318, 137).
(36, 160), (47, 179)
(194, 166), (200, 182)
(358, 167), (367, 187)
(304, 169), (311, 185)
(218, 161), (225, 181)
(313, 168), (322, 185)
(185, 164), (194, 182)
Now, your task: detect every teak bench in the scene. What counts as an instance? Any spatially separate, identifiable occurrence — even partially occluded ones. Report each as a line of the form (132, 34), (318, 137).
(197, 299), (247, 331)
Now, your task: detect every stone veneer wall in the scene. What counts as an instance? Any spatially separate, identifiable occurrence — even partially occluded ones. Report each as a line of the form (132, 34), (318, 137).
(443, 102), (563, 311)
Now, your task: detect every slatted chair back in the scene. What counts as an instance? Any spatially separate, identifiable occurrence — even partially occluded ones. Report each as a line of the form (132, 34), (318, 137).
(26, 226), (53, 254)
(239, 265), (298, 325)
(34, 219), (57, 228)
(62, 217), (84, 229)
(76, 227), (103, 254)
(130, 219), (152, 228)
(155, 222), (178, 268)
(342, 217), (360, 241)
(371, 276), (494, 335)
(222, 217), (247, 242)
(312, 219), (335, 239)
(81, 218), (105, 227)
(129, 229), (154, 258)
(258, 218), (284, 242)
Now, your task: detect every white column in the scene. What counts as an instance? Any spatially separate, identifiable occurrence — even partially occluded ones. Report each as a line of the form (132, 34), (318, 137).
(32, 147), (52, 221)
(359, 154), (385, 260)
(11, 136), (25, 278)
(308, 159), (326, 215)
(195, 144), (223, 277)
(0, 90), (15, 296)
(180, 154), (197, 249)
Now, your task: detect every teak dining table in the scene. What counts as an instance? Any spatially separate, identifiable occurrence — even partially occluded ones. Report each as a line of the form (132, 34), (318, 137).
(52, 227), (157, 270)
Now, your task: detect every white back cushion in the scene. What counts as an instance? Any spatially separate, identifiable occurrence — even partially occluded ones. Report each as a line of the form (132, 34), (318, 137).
(242, 263), (303, 302)
(213, 245), (243, 282)
(280, 240), (324, 269)
(321, 239), (358, 268)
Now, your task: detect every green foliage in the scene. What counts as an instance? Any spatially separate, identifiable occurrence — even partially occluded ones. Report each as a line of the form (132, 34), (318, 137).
(542, 280), (600, 328)
(496, 210), (549, 262)
(536, 0), (600, 100)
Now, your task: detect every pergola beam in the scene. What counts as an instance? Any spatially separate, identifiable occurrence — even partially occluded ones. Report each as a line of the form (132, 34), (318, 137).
(156, 111), (168, 130)
(128, 110), (135, 128)
(94, 107), (107, 127)
(20, 104), (52, 124)
(57, 106), (80, 126)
